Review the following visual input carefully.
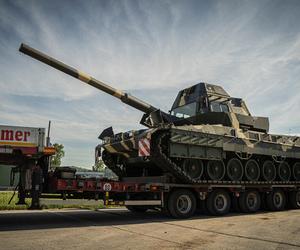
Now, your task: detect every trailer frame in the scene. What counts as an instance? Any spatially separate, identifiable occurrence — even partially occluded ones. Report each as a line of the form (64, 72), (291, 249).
(46, 175), (300, 218)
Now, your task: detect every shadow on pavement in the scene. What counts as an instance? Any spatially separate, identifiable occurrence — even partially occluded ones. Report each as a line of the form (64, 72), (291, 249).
(0, 208), (289, 232)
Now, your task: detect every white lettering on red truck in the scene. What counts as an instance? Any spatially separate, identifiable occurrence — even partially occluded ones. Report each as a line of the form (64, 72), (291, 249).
(0, 130), (31, 142)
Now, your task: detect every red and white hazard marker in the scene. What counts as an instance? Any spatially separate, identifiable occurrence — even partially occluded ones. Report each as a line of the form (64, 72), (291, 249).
(138, 138), (151, 156)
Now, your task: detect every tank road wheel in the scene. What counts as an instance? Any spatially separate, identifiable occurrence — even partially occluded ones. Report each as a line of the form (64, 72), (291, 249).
(182, 159), (204, 180)
(245, 159), (260, 181)
(292, 163), (300, 181)
(239, 190), (261, 213)
(262, 161), (276, 181)
(227, 158), (243, 181)
(207, 160), (226, 181)
(207, 189), (231, 216)
(278, 162), (291, 181)
(288, 191), (300, 209)
(266, 189), (286, 211)
(167, 189), (196, 218)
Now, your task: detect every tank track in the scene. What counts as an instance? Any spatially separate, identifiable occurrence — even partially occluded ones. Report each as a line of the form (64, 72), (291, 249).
(151, 131), (300, 185)
(151, 131), (197, 184)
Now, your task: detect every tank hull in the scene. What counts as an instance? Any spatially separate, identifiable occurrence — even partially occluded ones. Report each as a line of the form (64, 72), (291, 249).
(100, 125), (300, 183)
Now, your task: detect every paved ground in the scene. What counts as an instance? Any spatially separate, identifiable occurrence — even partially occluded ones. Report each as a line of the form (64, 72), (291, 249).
(0, 208), (299, 250)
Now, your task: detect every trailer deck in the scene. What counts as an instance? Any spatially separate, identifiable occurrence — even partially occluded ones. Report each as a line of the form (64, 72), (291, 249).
(44, 174), (300, 218)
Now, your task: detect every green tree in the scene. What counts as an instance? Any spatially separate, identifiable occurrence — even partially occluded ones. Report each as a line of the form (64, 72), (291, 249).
(51, 143), (65, 167)
(93, 159), (105, 172)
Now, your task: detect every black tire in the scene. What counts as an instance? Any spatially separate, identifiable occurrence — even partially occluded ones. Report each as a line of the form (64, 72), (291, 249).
(266, 189), (286, 211)
(278, 162), (291, 181)
(167, 189), (196, 219)
(182, 159), (204, 180)
(207, 160), (226, 181)
(126, 206), (148, 213)
(262, 160), (276, 181)
(227, 158), (243, 181)
(207, 189), (231, 216)
(245, 159), (260, 181)
(239, 190), (261, 213)
(288, 191), (300, 209)
(292, 163), (300, 181)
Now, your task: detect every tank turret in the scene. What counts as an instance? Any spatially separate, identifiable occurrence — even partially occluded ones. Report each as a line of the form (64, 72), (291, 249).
(169, 82), (269, 132)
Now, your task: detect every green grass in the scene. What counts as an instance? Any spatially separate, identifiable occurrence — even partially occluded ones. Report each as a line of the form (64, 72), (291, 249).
(0, 191), (30, 210)
(0, 191), (105, 210)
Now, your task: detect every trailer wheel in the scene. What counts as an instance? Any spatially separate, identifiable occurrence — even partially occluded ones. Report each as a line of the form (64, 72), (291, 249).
(288, 191), (300, 209)
(239, 190), (261, 213)
(167, 189), (196, 219)
(207, 189), (231, 216)
(126, 206), (148, 213)
(266, 189), (286, 211)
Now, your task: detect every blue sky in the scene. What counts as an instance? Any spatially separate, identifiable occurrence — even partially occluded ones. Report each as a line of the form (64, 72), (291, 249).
(1, 0), (300, 168)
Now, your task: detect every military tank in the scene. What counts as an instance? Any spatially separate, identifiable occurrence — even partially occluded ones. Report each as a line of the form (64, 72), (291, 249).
(19, 43), (300, 185)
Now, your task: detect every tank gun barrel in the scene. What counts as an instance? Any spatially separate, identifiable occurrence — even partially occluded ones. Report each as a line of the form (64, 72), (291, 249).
(19, 43), (157, 114)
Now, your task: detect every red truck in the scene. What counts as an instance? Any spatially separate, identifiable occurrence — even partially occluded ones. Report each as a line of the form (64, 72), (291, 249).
(0, 124), (55, 207)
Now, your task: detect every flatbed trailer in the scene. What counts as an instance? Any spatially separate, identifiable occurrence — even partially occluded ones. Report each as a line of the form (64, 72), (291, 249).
(17, 43), (300, 218)
(47, 175), (300, 218)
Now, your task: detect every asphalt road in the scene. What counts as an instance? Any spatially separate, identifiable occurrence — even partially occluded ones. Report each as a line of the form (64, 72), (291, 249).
(0, 208), (299, 250)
